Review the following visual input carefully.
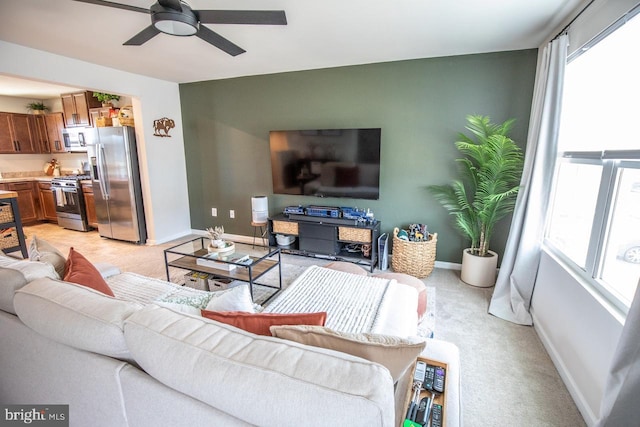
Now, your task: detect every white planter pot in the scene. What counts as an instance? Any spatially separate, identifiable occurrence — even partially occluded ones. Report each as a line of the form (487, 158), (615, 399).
(460, 249), (498, 288)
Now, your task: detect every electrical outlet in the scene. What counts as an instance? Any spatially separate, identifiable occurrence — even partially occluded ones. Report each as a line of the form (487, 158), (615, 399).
(211, 208), (217, 217)
(229, 210), (235, 219)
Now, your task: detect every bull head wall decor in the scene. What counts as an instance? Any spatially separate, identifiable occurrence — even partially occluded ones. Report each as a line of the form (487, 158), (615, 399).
(153, 117), (175, 137)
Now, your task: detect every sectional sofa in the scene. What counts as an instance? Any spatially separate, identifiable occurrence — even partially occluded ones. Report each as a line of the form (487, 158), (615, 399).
(0, 249), (461, 426)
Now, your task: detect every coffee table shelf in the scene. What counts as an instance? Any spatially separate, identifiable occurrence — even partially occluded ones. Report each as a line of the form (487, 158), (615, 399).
(164, 237), (282, 302)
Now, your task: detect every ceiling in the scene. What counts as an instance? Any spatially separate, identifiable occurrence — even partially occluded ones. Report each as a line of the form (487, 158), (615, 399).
(0, 0), (585, 98)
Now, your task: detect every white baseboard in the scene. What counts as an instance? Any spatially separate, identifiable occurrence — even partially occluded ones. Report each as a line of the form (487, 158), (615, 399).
(434, 260), (461, 270)
(147, 229), (195, 245)
(531, 307), (597, 426)
(191, 230), (263, 247)
(224, 233), (262, 246)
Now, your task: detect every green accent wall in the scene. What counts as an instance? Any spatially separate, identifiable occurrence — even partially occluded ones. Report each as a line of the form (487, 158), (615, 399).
(179, 49), (538, 264)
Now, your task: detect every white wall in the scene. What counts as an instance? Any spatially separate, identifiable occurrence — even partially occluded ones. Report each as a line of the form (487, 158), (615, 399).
(0, 94), (51, 113)
(531, 251), (624, 425)
(0, 41), (191, 244)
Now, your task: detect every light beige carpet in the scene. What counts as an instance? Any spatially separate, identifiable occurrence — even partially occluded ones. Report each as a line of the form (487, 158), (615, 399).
(21, 222), (586, 426)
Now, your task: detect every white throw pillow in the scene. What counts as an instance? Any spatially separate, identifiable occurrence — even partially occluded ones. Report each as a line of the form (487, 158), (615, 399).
(0, 252), (59, 283)
(28, 235), (66, 279)
(154, 301), (201, 316)
(270, 325), (426, 382)
(205, 285), (255, 313)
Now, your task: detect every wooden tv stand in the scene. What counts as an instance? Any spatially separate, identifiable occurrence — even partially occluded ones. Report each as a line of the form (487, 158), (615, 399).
(267, 213), (380, 272)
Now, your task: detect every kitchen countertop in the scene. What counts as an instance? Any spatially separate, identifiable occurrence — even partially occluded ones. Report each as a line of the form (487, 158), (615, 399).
(0, 176), (95, 183)
(0, 177), (54, 183)
(0, 190), (19, 199)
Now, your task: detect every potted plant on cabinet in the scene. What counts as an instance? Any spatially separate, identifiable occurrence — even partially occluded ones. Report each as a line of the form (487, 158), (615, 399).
(26, 101), (49, 114)
(428, 115), (524, 287)
(92, 92), (120, 107)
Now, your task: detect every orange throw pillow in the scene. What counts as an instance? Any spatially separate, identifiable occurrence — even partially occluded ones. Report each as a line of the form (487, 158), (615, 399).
(201, 310), (327, 336)
(63, 247), (115, 297)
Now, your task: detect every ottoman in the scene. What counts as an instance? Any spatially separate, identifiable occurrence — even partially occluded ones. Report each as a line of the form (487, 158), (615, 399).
(372, 272), (427, 320)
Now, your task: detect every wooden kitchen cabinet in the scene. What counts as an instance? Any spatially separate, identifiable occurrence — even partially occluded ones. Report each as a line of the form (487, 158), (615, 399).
(0, 112), (37, 153)
(81, 182), (98, 228)
(61, 91), (101, 127)
(30, 115), (48, 153)
(0, 113), (13, 152)
(0, 182), (38, 224)
(10, 114), (37, 153)
(38, 181), (58, 222)
(44, 112), (67, 153)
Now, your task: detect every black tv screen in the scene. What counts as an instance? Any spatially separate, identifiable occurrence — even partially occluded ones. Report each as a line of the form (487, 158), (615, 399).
(269, 128), (381, 200)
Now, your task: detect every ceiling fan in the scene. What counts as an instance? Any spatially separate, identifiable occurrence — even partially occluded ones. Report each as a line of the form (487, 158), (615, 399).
(73, 0), (287, 56)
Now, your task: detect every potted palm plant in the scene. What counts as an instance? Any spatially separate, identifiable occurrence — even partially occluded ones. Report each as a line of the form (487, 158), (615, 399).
(428, 115), (524, 287)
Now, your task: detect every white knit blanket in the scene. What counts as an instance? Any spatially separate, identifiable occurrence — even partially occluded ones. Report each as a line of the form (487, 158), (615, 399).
(106, 268), (418, 337)
(107, 272), (209, 304)
(263, 265), (393, 334)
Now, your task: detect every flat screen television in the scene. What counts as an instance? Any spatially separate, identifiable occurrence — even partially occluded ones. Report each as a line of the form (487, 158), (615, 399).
(269, 128), (381, 200)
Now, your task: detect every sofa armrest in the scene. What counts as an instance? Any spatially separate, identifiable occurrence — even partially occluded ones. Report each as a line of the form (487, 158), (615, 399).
(394, 339), (461, 427)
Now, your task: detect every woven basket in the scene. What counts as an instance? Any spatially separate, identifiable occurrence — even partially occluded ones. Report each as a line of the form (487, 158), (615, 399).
(272, 220), (298, 235)
(0, 228), (19, 250)
(117, 105), (135, 127)
(0, 204), (14, 223)
(391, 227), (437, 278)
(95, 116), (112, 127)
(338, 226), (371, 243)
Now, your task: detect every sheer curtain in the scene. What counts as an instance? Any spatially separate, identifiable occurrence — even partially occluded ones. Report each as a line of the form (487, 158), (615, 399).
(596, 279), (640, 426)
(488, 35), (569, 325)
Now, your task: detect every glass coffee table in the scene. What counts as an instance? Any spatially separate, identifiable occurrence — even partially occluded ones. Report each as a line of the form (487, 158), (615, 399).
(164, 237), (282, 302)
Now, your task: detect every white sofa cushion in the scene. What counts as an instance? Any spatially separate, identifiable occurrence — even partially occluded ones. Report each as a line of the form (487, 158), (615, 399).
(0, 254), (60, 315)
(0, 267), (28, 314)
(124, 305), (395, 427)
(13, 277), (143, 361)
(0, 253), (59, 283)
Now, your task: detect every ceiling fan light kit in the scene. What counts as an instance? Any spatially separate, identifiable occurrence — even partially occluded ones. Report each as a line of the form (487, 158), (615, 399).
(151, 1), (198, 36)
(74, 0), (287, 56)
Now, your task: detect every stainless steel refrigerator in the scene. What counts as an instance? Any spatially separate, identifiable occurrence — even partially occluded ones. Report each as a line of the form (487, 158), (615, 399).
(86, 126), (147, 244)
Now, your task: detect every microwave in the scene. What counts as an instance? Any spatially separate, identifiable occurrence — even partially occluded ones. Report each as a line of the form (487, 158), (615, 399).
(62, 127), (93, 152)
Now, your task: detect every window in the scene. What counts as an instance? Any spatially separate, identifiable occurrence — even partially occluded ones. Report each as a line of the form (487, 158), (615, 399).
(546, 161), (601, 268)
(545, 10), (640, 312)
(600, 166), (640, 305)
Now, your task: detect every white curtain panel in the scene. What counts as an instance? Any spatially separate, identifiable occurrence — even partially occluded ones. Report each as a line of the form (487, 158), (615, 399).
(596, 279), (640, 426)
(488, 35), (569, 325)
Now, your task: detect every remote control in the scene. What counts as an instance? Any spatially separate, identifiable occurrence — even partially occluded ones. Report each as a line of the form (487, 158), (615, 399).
(434, 366), (446, 393)
(416, 396), (430, 424)
(414, 361), (427, 383)
(420, 395), (434, 426)
(423, 365), (435, 390)
(431, 404), (443, 427)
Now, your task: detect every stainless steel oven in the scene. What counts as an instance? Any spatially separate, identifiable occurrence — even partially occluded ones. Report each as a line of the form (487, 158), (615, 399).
(52, 175), (91, 232)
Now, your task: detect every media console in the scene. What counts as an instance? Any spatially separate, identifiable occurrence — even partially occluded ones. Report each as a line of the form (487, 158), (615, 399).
(267, 213), (380, 272)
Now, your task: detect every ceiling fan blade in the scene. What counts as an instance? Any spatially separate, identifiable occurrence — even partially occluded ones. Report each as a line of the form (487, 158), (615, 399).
(72, 0), (149, 14)
(158, 0), (182, 12)
(197, 10), (287, 25)
(124, 25), (161, 46)
(196, 26), (245, 56)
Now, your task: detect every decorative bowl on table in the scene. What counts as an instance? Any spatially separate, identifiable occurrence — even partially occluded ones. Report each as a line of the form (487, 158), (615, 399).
(208, 241), (235, 254)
